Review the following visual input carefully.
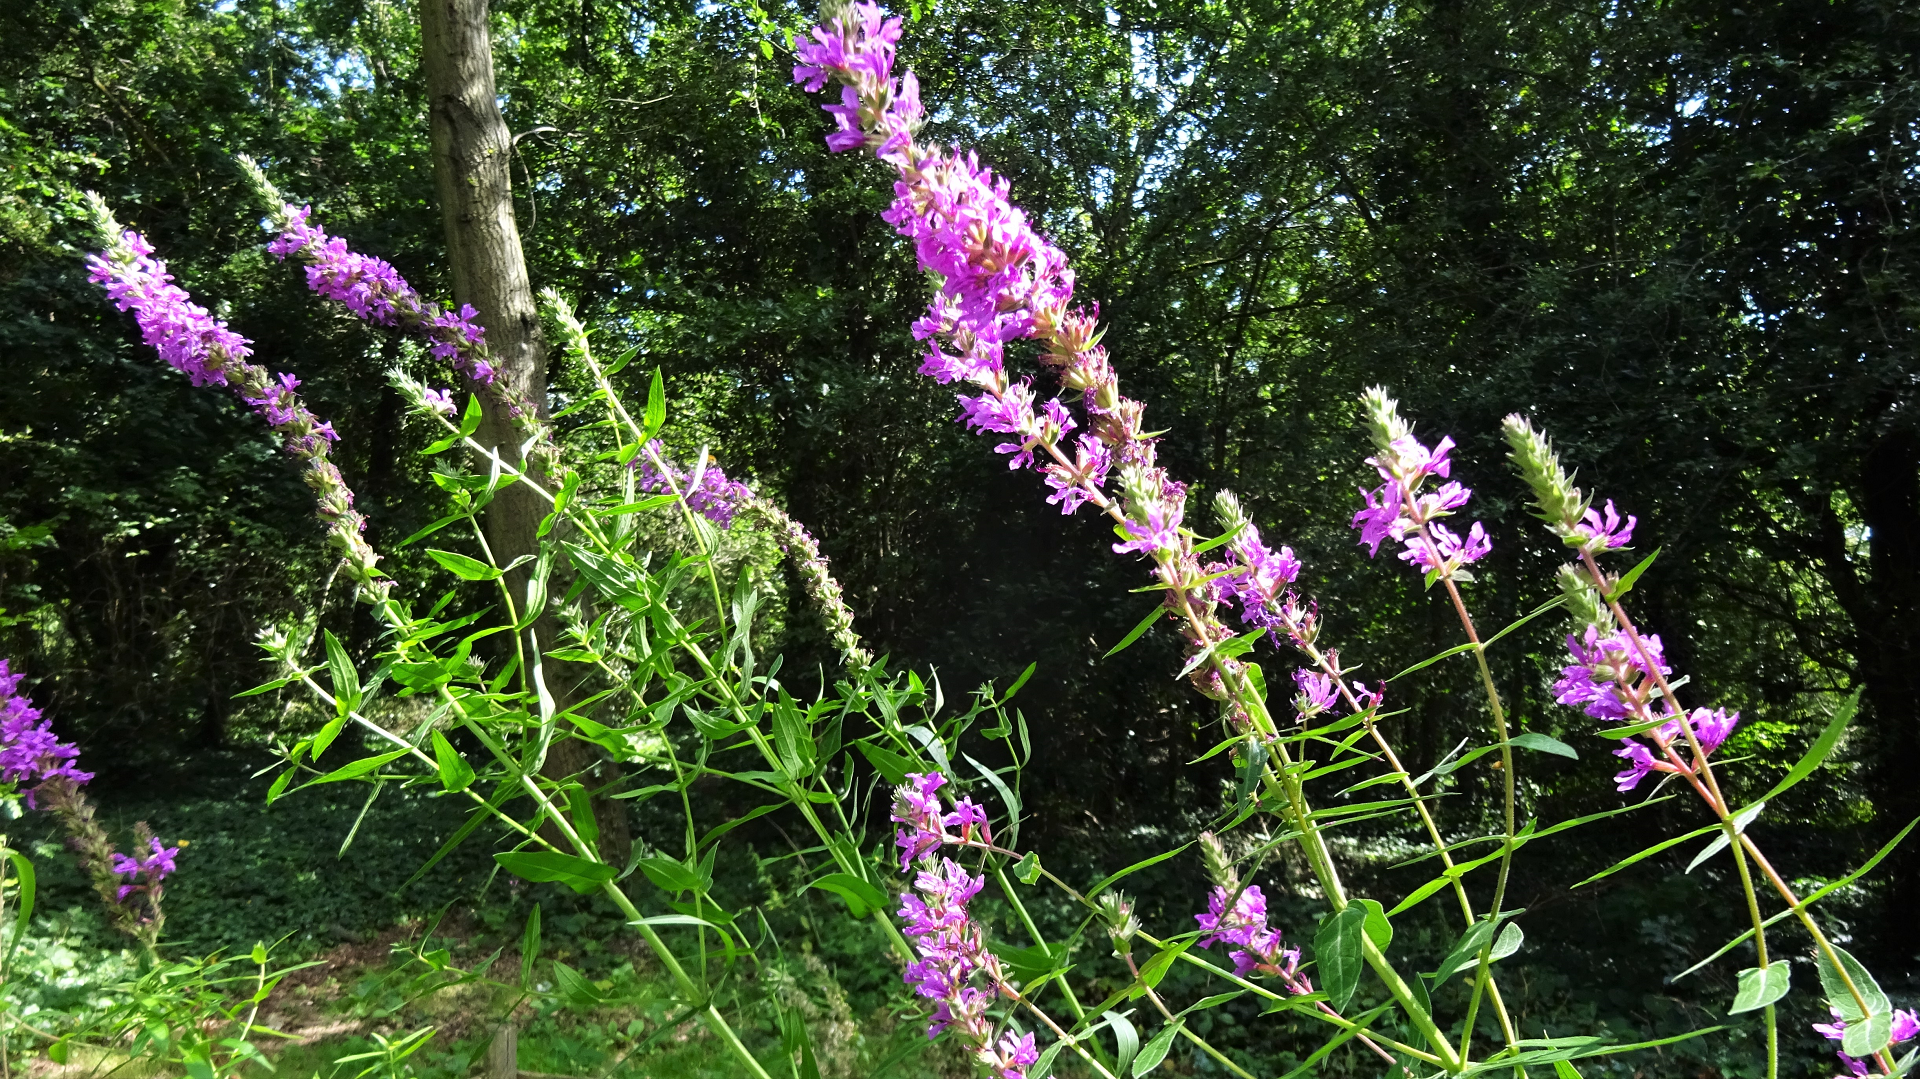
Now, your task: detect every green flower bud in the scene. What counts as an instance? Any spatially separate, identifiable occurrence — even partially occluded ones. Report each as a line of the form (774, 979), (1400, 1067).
(1501, 415), (1588, 529)
(1359, 386), (1412, 455)
(1556, 563), (1614, 632)
(1198, 830), (1239, 892)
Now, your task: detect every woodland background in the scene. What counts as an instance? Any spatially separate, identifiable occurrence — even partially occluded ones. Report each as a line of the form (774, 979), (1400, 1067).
(1, 0), (1916, 1074)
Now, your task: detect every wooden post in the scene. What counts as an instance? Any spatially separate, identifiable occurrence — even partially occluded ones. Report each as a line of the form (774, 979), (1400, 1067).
(486, 1022), (518, 1079)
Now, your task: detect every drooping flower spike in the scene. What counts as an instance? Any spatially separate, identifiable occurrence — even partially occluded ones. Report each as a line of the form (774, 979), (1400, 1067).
(83, 194), (386, 598)
(793, 3), (1250, 713)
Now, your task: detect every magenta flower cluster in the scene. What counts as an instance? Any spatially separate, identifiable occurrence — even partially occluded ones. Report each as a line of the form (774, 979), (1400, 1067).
(110, 835), (184, 902)
(0, 660), (91, 799)
(1194, 884), (1312, 990)
(794, 4), (1263, 710)
(1350, 434), (1491, 576)
(268, 205), (496, 386)
(1815, 1008), (1920, 1078)
(85, 206), (386, 595)
(889, 773), (1036, 1079)
(634, 441), (755, 530)
(1205, 522), (1301, 642)
(1551, 623), (1739, 791)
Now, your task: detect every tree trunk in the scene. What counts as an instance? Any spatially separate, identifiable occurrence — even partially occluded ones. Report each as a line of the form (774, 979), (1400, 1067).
(420, 0), (629, 863)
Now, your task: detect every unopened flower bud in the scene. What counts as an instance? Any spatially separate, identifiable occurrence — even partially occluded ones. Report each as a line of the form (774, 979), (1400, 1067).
(1099, 892), (1141, 955)
(1199, 831), (1239, 892)
(1501, 415), (1589, 529)
(1557, 564), (1614, 632)
(1213, 488), (1251, 535)
(1359, 386), (1413, 455)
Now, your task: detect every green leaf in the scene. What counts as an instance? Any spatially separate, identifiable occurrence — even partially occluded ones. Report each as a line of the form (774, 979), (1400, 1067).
(1132, 1020), (1184, 1076)
(4, 850), (35, 967)
(1758, 688), (1859, 804)
(1105, 604), (1166, 658)
(1574, 823), (1720, 887)
(1819, 944), (1891, 1024)
(1387, 642), (1477, 682)
(1086, 844), (1192, 901)
(806, 873), (888, 918)
(1431, 917), (1500, 987)
(636, 854), (705, 894)
(1552, 1061), (1584, 1079)
(233, 676), (294, 698)
(1730, 960), (1790, 1015)
(1138, 939), (1193, 990)
(1607, 546), (1661, 600)
(1015, 851), (1043, 885)
(1490, 920), (1524, 961)
(642, 370), (666, 442)
(429, 730), (475, 792)
(494, 851), (616, 894)
(855, 740), (915, 784)
(1354, 898), (1393, 951)
(1686, 802), (1765, 873)
(310, 748), (409, 785)
(427, 549), (501, 581)
(1314, 904), (1367, 1010)
(311, 714), (347, 760)
(773, 697), (816, 779)
(1510, 732), (1578, 759)
(1847, 1014), (1895, 1059)
(324, 630), (361, 714)
(1105, 1011), (1140, 1076)
(551, 960), (603, 1008)
(1030, 1038), (1069, 1079)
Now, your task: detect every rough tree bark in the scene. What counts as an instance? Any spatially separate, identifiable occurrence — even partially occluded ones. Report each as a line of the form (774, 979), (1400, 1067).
(419, 0), (629, 861)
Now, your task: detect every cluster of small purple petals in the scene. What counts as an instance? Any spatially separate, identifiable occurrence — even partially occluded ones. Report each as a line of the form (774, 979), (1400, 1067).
(1815, 1007), (1920, 1078)
(84, 209), (386, 595)
(1571, 500), (1636, 552)
(890, 775), (1029, 1073)
(86, 231), (255, 389)
(0, 660), (91, 796)
(1554, 626), (1671, 722)
(1293, 669), (1338, 720)
(1612, 707), (1740, 792)
(109, 835), (183, 901)
(796, 7), (1259, 704)
(1350, 433), (1491, 577)
(1193, 885), (1310, 990)
(634, 441), (754, 530)
(268, 205), (497, 385)
(1205, 523), (1303, 644)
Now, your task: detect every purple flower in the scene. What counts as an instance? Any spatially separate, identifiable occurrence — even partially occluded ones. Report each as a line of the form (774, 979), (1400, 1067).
(0, 660), (92, 797)
(1293, 669), (1338, 720)
(1553, 626), (1671, 722)
(85, 205), (386, 594)
(1611, 707), (1739, 791)
(1350, 431), (1492, 576)
(634, 441), (754, 529)
(978, 1031), (1040, 1079)
(1571, 500), (1636, 551)
(1042, 434), (1113, 515)
(268, 206), (497, 385)
(891, 771), (949, 869)
(1114, 506), (1182, 558)
(422, 388), (456, 416)
(1815, 1007), (1919, 1078)
(1611, 740), (1662, 792)
(110, 835), (183, 900)
(1193, 884), (1311, 988)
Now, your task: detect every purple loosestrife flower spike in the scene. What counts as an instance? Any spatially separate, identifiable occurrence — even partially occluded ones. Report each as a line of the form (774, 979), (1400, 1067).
(0, 660), (92, 800)
(888, 774), (1031, 1074)
(84, 194), (387, 600)
(634, 441), (754, 530)
(794, 4), (1286, 708)
(1193, 884), (1313, 991)
(1349, 389), (1492, 578)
